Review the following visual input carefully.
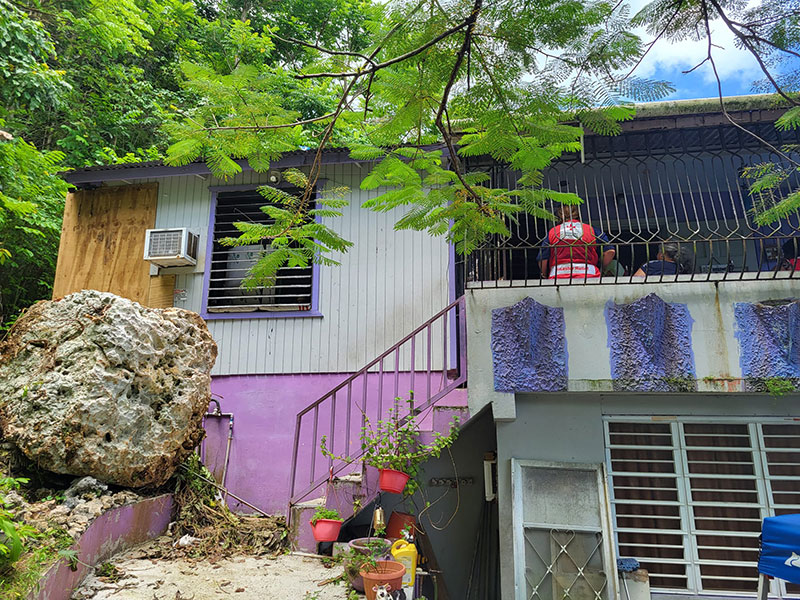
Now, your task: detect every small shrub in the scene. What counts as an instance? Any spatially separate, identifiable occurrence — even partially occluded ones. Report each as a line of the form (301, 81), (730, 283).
(310, 507), (342, 525)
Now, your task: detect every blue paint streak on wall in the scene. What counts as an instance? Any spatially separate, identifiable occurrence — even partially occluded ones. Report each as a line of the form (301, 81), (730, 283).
(605, 293), (696, 391)
(491, 297), (567, 392)
(734, 301), (800, 379)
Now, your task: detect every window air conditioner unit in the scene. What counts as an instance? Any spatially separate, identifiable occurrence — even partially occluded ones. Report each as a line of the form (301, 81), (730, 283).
(143, 228), (199, 267)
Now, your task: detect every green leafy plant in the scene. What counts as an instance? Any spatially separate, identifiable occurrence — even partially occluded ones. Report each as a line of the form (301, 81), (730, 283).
(96, 562), (122, 581)
(309, 507), (343, 525)
(0, 526), (74, 599)
(0, 476), (34, 567)
(764, 377), (797, 397)
(340, 546), (379, 585)
(321, 395), (460, 496)
(57, 548), (92, 572)
(215, 169), (353, 290)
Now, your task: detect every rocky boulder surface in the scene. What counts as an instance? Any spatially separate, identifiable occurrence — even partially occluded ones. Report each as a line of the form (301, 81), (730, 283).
(5, 477), (143, 539)
(0, 290), (217, 487)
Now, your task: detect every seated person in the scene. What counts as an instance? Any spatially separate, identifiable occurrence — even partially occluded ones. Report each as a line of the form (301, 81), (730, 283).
(781, 238), (799, 271)
(634, 242), (690, 276)
(537, 205), (615, 279)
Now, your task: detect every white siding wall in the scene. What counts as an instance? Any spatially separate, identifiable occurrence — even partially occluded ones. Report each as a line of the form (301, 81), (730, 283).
(152, 163), (451, 376)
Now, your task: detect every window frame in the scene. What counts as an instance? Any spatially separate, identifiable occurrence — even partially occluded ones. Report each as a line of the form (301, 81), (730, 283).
(603, 415), (800, 599)
(200, 183), (323, 320)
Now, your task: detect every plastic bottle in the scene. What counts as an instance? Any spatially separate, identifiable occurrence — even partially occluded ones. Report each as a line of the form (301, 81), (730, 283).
(390, 538), (418, 591)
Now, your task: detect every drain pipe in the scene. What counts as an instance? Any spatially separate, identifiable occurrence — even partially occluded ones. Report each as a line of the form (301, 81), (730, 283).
(203, 397), (235, 501)
(220, 413), (234, 500)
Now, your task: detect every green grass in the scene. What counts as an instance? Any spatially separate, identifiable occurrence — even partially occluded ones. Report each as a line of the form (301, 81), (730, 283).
(0, 528), (74, 599)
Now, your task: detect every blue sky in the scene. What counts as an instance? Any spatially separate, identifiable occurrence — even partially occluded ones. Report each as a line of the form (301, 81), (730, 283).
(627, 0), (770, 101)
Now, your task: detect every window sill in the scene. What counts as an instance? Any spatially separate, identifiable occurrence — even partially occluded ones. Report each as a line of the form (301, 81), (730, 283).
(201, 310), (324, 320)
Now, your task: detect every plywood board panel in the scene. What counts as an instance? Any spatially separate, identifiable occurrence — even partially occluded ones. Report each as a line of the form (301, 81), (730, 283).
(53, 184), (158, 304)
(148, 275), (176, 308)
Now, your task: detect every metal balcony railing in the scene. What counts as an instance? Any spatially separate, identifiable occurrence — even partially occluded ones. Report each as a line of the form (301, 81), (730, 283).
(457, 120), (800, 288)
(288, 296), (467, 507)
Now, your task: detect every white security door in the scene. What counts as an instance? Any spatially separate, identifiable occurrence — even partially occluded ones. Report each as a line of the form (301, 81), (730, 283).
(512, 460), (619, 600)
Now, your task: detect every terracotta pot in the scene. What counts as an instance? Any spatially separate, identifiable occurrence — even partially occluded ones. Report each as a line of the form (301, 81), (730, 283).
(378, 468), (410, 494)
(309, 518), (342, 542)
(386, 511), (417, 540)
(346, 537), (393, 593)
(360, 560), (406, 600)
(349, 537), (392, 558)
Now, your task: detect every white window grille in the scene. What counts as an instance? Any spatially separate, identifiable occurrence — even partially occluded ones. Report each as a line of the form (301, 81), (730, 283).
(604, 418), (800, 598)
(207, 189), (314, 313)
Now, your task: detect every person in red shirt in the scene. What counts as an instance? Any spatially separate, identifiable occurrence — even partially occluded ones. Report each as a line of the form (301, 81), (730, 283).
(782, 238), (799, 271)
(537, 205), (615, 279)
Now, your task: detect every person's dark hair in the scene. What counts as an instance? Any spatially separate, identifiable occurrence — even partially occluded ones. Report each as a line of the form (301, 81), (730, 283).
(558, 204), (581, 222)
(661, 242), (694, 274)
(782, 238), (798, 260)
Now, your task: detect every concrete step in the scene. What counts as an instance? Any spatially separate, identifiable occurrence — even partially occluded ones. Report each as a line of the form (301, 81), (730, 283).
(325, 470), (366, 522)
(418, 405), (470, 445)
(288, 388), (470, 551)
(289, 496), (326, 553)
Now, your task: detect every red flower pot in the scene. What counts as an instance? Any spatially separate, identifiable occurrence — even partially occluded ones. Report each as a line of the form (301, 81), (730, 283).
(386, 511), (417, 540)
(309, 518), (343, 542)
(378, 468), (410, 494)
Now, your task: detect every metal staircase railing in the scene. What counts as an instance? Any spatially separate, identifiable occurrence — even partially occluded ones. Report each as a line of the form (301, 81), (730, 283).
(289, 296), (467, 507)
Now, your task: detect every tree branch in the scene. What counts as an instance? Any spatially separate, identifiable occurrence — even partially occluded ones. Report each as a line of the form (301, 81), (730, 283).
(434, 0), (484, 200)
(701, 2), (800, 170)
(270, 31), (377, 66)
(202, 112), (338, 132)
(705, 0), (799, 106)
(294, 19), (471, 80)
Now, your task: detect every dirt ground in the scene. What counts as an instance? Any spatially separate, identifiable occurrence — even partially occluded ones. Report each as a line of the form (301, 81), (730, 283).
(72, 539), (353, 600)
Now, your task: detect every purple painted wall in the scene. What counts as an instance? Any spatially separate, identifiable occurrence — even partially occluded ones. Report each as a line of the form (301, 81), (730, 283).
(203, 373), (467, 516)
(491, 297), (568, 392)
(31, 494), (173, 600)
(605, 293), (696, 391)
(734, 300), (800, 390)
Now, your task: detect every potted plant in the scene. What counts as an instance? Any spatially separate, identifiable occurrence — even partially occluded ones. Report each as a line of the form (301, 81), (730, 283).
(359, 560), (406, 600)
(309, 507), (343, 542)
(321, 395), (459, 496)
(341, 545), (380, 593)
(349, 535), (392, 558)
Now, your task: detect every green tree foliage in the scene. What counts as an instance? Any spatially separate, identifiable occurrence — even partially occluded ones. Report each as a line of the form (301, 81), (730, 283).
(197, 0), (377, 66)
(633, 0), (800, 227)
(217, 168), (353, 288)
(0, 131), (68, 328)
(0, 0), (68, 114)
(166, 0), (676, 281)
(0, 0), (380, 322)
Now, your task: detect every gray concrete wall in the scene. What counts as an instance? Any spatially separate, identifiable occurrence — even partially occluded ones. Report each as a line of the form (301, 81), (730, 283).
(417, 407), (497, 600)
(466, 278), (799, 418)
(375, 408), (497, 600)
(495, 392), (800, 600)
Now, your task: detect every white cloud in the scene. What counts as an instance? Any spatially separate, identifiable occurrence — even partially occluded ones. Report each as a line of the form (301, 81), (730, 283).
(626, 0), (764, 93)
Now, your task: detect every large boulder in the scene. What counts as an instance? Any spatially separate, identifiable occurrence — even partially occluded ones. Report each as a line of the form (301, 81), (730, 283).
(0, 290), (217, 487)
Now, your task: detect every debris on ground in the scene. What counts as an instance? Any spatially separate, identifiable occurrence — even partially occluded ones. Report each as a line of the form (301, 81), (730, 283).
(164, 454), (289, 560)
(71, 544), (350, 600)
(0, 290), (217, 488)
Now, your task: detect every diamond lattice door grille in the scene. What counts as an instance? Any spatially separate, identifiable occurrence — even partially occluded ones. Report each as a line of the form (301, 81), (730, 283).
(524, 529), (608, 600)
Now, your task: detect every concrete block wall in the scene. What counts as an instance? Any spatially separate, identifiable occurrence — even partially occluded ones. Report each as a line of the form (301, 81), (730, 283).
(467, 277), (800, 417)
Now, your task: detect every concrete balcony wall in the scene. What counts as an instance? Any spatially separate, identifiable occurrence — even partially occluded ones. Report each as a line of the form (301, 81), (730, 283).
(466, 276), (799, 418)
